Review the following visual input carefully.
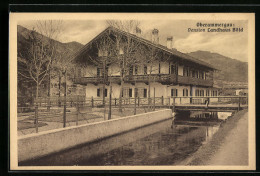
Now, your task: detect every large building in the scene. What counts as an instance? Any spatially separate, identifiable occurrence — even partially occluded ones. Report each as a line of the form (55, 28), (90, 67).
(73, 26), (218, 104)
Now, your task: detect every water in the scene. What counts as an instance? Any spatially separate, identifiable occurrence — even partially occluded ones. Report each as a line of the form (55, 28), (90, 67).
(19, 111), (232, 166)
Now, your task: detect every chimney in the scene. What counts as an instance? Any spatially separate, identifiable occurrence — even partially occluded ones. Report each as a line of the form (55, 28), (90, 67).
(166, 36), (173, 49)
(152, 29), (159, 44)
(136, 27), (142, 37)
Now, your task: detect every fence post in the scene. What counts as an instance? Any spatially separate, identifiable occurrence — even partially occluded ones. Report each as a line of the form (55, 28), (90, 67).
(153, 87), (155, 111)
(35, 105), (38, 133)
(91, 96), (94, 108)
(162, 96), (164, 105)
(238, 97), (241, 111)
(76, 101), (79, 126)
(134, 88), (137, 115)
(172, 97), (175, 112)
(108, 84), (112, 120)
(47, 97), (51, 112)
(63, 101), (66, 128)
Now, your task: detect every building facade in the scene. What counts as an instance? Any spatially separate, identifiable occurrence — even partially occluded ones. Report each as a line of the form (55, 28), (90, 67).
(73, 27), (218, 104)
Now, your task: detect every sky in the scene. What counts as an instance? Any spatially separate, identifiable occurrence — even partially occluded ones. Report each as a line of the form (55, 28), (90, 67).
(18, 20), (248, 62)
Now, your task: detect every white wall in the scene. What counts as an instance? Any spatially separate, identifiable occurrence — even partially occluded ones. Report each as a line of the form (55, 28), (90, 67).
(84, 65), (97, 77)
(178, 65), (184, 76)
(108, 64), (120, 76)
(160, 62), (169, 74)
(18, 109), (173, 162)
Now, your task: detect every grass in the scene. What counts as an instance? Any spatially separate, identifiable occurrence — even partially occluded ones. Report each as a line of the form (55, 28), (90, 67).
(18, 121), (47, 130)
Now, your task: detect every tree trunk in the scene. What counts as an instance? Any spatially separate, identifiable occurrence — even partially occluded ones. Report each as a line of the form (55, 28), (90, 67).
(119, 77), (124, 113)
(58, 71), (61, 107)
(148, 70), (151, 109)
(102, 61), (106, 120)
(34, 80), (39, 125)
(108, 81), (112, 120)
(63, 70), (67, 128)
(47, 67), (51, 111)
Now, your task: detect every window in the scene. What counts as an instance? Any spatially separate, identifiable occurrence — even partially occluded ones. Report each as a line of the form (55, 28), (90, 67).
(144, 65), (147, 75)
(97, 88), (100, 97)
(97, 68), (101, 77)
(183, 88), (189, 97)
(200, 90), (204, 97)
(201, 71), (204, 79)
(171, 88), (178, 97)
(192, 70), (195, 78)
(212, 90), (217, 96)
(195, 71), (199, 78)
(195, 89), (200, 96)
(183, 67), (189, 77)
(159, 62), (161, 74)
(129, 88), (132, 97)
(171, 65), (175, 74)
(135, 66), (138, 75)
(104, 88), (107, 97)
(143, 88), (147, 98)
(206, 90), (210, 96)
(129, 66), (133, 75)
(97, 88), (107, 97)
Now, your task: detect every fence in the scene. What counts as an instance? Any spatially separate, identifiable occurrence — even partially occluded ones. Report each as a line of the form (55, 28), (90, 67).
(18, 95), (248, 134)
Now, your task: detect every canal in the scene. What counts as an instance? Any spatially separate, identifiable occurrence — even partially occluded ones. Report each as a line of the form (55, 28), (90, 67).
(19, 110), (233, 166)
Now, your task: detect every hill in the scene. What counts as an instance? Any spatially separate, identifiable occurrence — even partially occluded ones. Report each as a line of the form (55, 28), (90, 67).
(187, 50), (248, 87)
(17, 25), (84, 59)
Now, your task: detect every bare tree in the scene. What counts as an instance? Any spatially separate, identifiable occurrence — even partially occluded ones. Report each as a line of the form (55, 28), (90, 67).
(18, 29), (52, 100)
(139, 45), (161, 107)
(52, 49), (76, 127)
(106, 20), (142, 112)
(35, 20), (63, 110)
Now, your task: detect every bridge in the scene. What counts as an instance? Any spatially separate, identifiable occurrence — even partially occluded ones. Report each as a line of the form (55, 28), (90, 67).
(32, 95), (248, 112)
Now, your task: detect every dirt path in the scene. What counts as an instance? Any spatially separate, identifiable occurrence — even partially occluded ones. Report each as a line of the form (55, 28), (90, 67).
(207, 111), (248, 165)
(179, 110), (249, 166)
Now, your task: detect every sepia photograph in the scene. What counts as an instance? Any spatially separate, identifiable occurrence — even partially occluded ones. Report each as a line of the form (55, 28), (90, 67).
(9, 13), (255, 170)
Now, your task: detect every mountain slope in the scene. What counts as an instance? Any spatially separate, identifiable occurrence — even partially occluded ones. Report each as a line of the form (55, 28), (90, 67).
(17, 25), (84, 59)
(187, 51), (248, 85)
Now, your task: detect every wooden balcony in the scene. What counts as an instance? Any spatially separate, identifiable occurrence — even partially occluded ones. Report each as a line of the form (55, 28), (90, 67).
(177, 75), (213, 87)
(74, 74), (213, 87)
(124, 74), (177, 84)
(74, 74), (177, 85)
(73, 76), (121, 85)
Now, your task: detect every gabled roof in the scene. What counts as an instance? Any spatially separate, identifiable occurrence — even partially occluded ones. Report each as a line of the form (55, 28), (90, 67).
(74, 26), (217, 70)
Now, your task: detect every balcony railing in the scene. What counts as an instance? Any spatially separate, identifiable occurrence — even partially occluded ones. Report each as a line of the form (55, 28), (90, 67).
(73, 76), (122, 85)
(124, 74), (177, 84)
(177, 75), (213, 87)
(73, 74), (213, 86)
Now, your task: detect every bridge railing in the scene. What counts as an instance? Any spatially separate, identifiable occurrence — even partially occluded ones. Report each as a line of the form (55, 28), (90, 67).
(28, 95), (248, 108)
